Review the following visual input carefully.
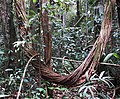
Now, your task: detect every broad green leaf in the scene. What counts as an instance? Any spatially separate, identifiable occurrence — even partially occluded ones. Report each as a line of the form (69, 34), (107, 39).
(29, 10), (36, 15)
(83, 87), (88, 97)
(99, 71), (105, 79)
(31, 91), (36, 94)
(0, 95), (10, 98)
(48, 87), (54, 90)
(13, 41), (26, 47)
(58, 88), (68, 91)
(79, 86), (86, 93)
(103, 53), (120, 62)
(0, 51), (4, 54)
(36, 88), (46, 94)
(55, 87), (60, 90)
(88, 87), (94, 98)
(103, 53), (114, 62)
(101, 79), (111, 87)
(113, 53), (120, 60)
(85, 71), (89, 81)
(24, 79), (29, 83)
(33, 0), (37, 3)
(90, 73), (97, 81)
(90, 86), (97, 93)
(5, 69), (13, 71)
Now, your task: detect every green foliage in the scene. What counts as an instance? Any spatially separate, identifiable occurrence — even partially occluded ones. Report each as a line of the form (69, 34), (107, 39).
(79, 71), (114, 99)
(0, 95), (10, 98)
(103, 53), (120, 63)
(32, 0), (37, 3)
(13, 41), (26, 47)
(113, 53), (120, 60)
(0, 50), (5, 65)
(0, 50), (4, 55)
(0, 0), (120, 98)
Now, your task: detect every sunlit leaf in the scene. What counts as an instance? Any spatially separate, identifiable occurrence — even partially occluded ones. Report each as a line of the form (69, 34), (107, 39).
(113, 53), (120, 60)
(33, 0), (37, 3)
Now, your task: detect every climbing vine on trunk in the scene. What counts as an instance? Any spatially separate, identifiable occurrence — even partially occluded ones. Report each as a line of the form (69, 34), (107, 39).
(15, 0), (113, 87)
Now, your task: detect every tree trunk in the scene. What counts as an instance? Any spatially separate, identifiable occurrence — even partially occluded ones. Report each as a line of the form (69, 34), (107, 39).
(77, 0), (80, 18)
(15, 0), (113, 88)
(23, 1), (113, 87)
(42, 0), (52, 68)
(0, 0), (17, 68)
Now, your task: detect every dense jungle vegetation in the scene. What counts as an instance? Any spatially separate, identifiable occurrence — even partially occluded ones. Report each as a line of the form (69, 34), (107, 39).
(0, 0), (120, 98)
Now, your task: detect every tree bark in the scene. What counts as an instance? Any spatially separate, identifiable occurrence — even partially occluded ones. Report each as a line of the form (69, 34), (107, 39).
(77, 0), (80, 18)
(42, 0), (52, 67)
(15, 0), (113, 87)
(24, 1), (113, 87)
(0, 0), (17, 68)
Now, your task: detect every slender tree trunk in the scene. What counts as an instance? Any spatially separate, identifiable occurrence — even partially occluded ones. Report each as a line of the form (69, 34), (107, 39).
(8, 0), (17, 63)
(0, 0), (17, 67)
(77, 0), (80, 18)
(42, 0), (52, 68)
(116, 0), (120, 27)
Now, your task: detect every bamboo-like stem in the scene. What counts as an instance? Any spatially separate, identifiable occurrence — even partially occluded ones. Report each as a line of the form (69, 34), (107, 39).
(16, 53), (39, 99)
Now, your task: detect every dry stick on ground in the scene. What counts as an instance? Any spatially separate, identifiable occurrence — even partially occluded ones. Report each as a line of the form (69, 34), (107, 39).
(15, 1), (114, 87)
(16, 53), (39, 99)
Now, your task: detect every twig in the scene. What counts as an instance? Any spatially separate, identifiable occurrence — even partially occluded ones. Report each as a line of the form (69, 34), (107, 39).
(100, 62), (120, 67)
(16, 53), (39, 99)
(83, 45), (93, 51)
(74, 15), (86, 26)
(52, 57), (82, 63)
